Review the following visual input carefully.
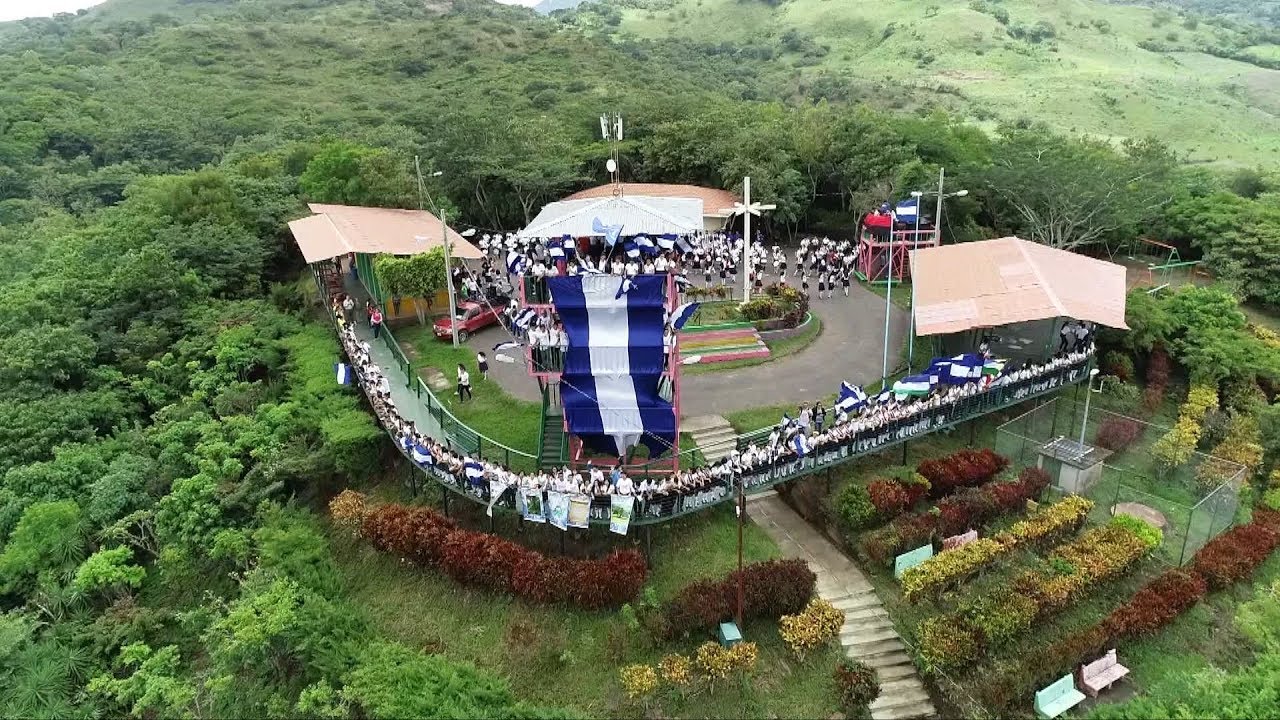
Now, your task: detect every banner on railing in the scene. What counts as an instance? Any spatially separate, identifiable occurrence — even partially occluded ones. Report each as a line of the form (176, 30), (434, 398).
(610, 494), (635, 535)
(547, 491), (570, 530)
(521, 489), (546, 523)
(568, 494), (591, 528)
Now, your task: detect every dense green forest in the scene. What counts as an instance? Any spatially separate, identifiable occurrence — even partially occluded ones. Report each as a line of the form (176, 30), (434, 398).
(1, 0), (1279, 716)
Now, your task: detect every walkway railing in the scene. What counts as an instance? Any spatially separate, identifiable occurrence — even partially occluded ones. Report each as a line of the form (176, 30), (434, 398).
(319, 269), (1090, 527)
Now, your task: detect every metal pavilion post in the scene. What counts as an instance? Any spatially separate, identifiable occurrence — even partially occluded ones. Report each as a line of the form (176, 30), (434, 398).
(881, 227), (895, 384)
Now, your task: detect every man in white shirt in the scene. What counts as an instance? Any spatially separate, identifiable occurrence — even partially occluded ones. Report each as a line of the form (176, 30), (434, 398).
(615, 473), (634, 496)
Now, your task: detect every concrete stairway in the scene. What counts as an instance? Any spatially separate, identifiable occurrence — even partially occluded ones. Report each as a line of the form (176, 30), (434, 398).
(747, 494), (937, 720)
(682, 415), (738, 464)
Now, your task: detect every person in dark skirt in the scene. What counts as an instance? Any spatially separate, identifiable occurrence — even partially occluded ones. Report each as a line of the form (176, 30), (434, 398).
(476, 351), (489, 379)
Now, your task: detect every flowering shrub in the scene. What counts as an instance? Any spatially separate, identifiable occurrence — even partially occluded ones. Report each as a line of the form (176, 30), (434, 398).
(867, 479), (910, 518)
(1152, 383), (1218, 469)
(349, 499), (645, 609)
(917, 449), (1009, 496)
(1003, 495), (1093, 548)
(1103, 569), (1207, 638)
(328, 490), (368, 534)
(959, 591), (1037, 647)
(619, 664), (658, 700)
(726, 641), (759, 674)
(658, 654), (692, 687)
(694, 642), (734, 686)
(1197, 414), (1264, 491)
(916, 616), (981, 672)
(1108, 514), (1163, 550)
(779, 598), (844, 659)
(833, 658), (880, 714)
(901, 537), (1006, 600)
(1094, 417), (1143, 452)
(661, 559), (815, 639)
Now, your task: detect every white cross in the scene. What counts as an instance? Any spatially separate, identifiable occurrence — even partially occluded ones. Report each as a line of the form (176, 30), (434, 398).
(720, 176), (776, 303)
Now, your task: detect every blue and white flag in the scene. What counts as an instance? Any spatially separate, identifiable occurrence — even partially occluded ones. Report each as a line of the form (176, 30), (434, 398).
(622, 240), (641, 259)
(791, 433), (807, 458)
(464, 460), (485, 484)
(836, 381), (867, 413)
(546, 240), (565, 259)
(561, 235), (576, 257)
(591, 217), (625, 247)
(924, 357), (952, 381)
(657, 234), (678, 250)
(514, 308), (537, 330)
(947, 353), (984, 381)
(672, 273), (692, 289)
(506, 250), (526, 275)
(411, 443), (434, 466)
(894, 197), (918, 221)
(547, 274), (676, 458)
(493, 341), (522, 352)
(335, 362), (351, 385)
(669, 302), (699, 331)
(893, 374), (936, 398)
(675, 235), (695, 253)
(634, 235), (656, 254)
(779, 413), (794, 429)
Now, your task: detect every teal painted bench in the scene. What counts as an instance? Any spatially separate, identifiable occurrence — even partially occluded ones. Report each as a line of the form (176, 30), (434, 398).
(1034, 673), (1086, 719)
(893, 544), (934, 579)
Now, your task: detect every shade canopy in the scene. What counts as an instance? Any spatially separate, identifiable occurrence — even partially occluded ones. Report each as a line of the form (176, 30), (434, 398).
(518, 195), (702, 239)
(910, 236), (1129, 336)
(288, 203), (482, 264)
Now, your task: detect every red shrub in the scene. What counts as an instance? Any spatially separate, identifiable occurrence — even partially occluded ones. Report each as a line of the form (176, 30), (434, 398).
(1144, 347), (1171, 410)
(1094, 417), (1143, 452)
(867, 480), (910, 517)
(1102, 569), (1207, 638)
(1190, 522), (1280, 590)
(661, 558), (814, 638)
(440, 531), (531, 593)
(917, 449), (1009, 496)
(1253, 506), (1280, 533)
(569, 550), (648, 610)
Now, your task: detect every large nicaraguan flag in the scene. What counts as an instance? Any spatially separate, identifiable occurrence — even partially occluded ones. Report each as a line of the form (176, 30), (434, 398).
(893, 373), (936, 398)
(948, 353), (985, 382)
(923, 357), (952, 381)
(547, 274), (676, 458)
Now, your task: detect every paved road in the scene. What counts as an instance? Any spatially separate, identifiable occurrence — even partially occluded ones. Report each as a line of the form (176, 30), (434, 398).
(457, 280), (909, 417)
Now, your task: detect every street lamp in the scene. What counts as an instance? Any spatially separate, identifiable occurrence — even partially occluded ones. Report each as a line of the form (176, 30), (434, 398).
(1078, 368), (1102, 451)
(416, 156), (466, 347)
(905, 170), (968, 371)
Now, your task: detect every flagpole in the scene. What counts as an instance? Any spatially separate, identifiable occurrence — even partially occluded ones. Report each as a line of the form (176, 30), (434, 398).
(881, 215), (894, 386)
(907, 191), (922, 371)
(742, 176), (752, 303)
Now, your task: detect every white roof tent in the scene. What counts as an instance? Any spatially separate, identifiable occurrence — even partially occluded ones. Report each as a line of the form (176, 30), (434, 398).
(517, 195), (703, 239)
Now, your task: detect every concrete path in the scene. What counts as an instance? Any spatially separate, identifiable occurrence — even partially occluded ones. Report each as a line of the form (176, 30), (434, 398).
(747, 494), (937, 720)
(451, 278), (910, 417)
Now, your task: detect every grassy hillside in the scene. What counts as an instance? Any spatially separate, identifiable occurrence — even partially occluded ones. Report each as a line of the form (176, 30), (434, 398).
(594, 0), (1280, 165)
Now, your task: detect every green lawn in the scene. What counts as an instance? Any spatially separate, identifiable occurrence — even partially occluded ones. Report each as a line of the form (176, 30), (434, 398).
(332, 502), (843, 719)
(396, 325), (543, 458)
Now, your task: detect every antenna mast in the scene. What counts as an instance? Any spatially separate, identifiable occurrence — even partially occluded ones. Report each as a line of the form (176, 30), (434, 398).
(600, 111), (623, 196)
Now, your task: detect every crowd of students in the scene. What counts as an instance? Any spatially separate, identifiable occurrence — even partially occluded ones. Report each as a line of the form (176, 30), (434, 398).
(336, 293), (1094, 518)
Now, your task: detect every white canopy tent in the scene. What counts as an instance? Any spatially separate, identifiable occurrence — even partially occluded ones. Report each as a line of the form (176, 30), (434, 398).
(517, 195), (703, 239)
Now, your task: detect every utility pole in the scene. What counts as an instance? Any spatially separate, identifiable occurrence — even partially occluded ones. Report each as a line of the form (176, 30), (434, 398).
(443, 207), (459, 347)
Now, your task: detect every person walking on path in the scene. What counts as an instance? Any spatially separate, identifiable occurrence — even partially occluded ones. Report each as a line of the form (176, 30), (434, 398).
(341, 294), (355, 323)
(477, 351), (489, 380)
(370, 306), (384, 339)
(814, 403), (827, 433)
(1058, 320), (1075, 354)
(456, 363), (473, 401)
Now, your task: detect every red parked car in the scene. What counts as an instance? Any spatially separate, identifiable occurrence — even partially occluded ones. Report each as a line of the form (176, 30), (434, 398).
(433, 300), (505, 342)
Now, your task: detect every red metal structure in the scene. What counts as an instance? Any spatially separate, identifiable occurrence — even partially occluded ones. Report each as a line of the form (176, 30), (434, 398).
(855, 214), (940, 283)
(518, 272), (683, 474)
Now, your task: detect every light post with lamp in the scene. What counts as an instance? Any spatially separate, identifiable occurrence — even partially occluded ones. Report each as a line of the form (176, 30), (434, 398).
(906, 173), (968, 371)
(1079, 367), (1102, 452)
(416, 157), (473, 347)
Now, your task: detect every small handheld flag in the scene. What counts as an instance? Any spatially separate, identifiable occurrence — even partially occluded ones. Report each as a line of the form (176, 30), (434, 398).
(411, 443), (434, 466)
(669, 302), (700, 331)
(615, 275), (637, 299)
(464, 460), (485, 484)
(591, 217), (624, 247)
(791, 433), (807, 458)
(506, 250), (526, 275)
(894, 197), (918, 221)
(335, 362), (351, 385)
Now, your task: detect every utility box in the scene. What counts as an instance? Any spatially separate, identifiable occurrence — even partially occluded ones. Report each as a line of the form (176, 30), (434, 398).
(718, 622), (742, 648)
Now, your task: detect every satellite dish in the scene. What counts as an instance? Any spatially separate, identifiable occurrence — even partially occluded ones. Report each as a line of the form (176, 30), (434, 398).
(606, 158), (617, 174)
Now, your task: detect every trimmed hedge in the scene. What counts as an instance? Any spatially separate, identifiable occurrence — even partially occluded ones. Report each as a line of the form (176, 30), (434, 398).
(661, 559), (816, 639)
(917, 449), (1010, 497)
(350, 498), (646, 610)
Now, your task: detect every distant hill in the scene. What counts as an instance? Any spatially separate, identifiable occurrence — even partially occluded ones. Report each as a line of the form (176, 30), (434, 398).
(534, 0), (587, 14)
(570, 0), (1280, 165)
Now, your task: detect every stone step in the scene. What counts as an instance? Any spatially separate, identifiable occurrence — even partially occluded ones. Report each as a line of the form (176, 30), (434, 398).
(870, 687), (932, 711)
(878, 678), (929, 696)
(842, 617), (896, 635)
(848, 638), (909, 659)
(841, 606), (890, 622)
(871, 663), (919, 681)
(862, 650), (913, 669)
(829, 592), (882, 612)
(872, 701), (938, 720)
(841, 628), (901, 647)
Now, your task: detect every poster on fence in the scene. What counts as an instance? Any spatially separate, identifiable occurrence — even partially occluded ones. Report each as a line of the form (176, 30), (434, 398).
(547, 492), (570, 531)
(522, 490), (546, 524)
(486, 480), (508, 517)
(567, 494), (591, 529)
(609, 494), (635, 536)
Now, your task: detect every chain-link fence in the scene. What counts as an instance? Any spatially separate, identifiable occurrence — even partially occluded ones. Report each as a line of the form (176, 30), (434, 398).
(996, 397), (1245, 565)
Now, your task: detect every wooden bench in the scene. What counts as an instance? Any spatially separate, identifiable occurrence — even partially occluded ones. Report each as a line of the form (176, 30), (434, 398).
(1034, 674), (1085, 719)
(942, 529), (978, 551)
(1078, 648), (1129, 697)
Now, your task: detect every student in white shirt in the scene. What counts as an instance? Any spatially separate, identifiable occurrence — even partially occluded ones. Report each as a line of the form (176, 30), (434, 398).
(456, 364), (472, 401)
